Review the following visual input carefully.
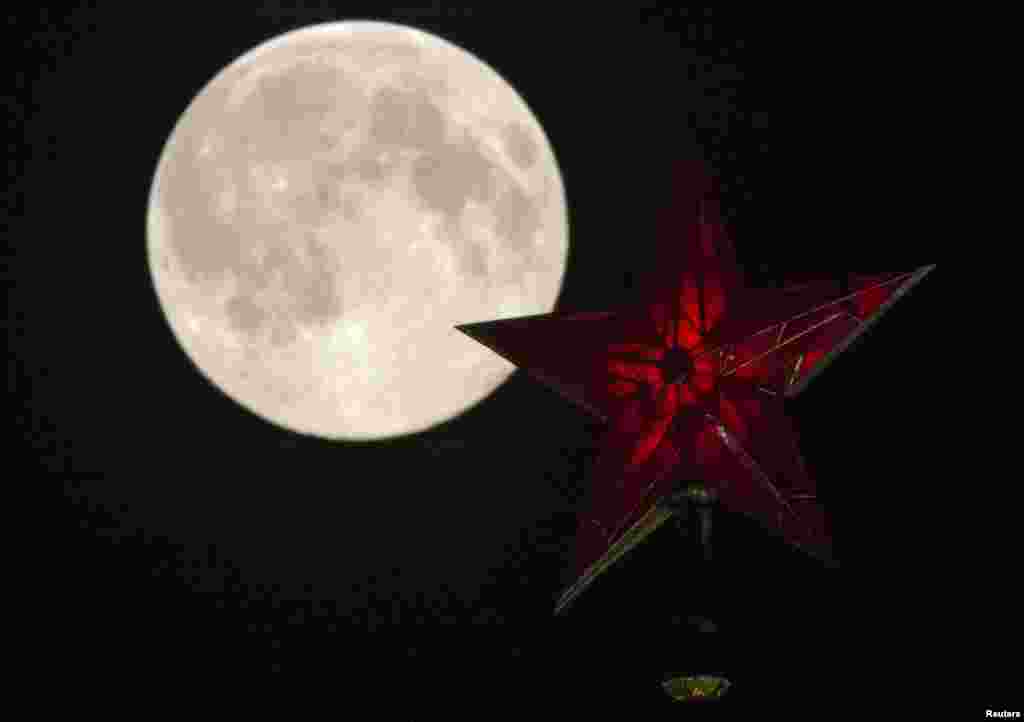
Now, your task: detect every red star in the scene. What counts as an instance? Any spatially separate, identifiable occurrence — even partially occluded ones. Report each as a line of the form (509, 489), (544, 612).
(456, 161), (934, 614)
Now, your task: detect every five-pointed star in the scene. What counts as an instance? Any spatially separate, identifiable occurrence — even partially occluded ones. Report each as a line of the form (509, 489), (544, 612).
(456, 161), (935, 614)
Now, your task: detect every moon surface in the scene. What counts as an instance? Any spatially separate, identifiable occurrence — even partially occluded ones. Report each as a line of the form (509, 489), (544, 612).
(147, 21), (568, 440)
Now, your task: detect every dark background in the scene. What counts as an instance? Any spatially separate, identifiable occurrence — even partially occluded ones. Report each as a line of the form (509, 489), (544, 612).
(10, 3), (976, 714)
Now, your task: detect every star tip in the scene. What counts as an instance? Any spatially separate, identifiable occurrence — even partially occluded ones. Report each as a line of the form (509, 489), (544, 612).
(553, 590), (574, 616)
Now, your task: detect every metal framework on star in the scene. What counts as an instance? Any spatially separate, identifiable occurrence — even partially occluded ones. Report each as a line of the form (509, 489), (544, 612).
(456, 161), (935, 616)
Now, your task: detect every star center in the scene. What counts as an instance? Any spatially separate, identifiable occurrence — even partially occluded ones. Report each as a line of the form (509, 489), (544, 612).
(661, 347), (695, 386)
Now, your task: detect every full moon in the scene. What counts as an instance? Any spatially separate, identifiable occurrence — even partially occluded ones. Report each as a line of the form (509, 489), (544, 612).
(147, 21), (568, 440)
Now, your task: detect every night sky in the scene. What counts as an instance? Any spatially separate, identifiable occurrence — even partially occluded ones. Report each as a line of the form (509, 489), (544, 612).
(13, 4), (981, 713)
